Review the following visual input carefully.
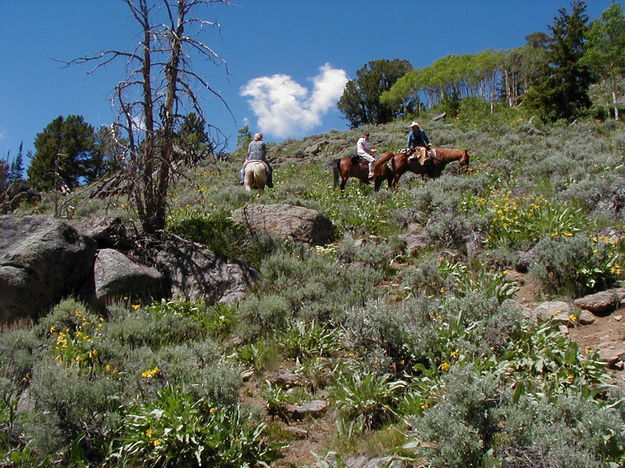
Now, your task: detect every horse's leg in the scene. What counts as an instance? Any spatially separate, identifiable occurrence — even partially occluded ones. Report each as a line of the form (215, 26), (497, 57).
(340, 176), (347, 190)
(374, 176), (381, 192)
(392, 166), (406, 188)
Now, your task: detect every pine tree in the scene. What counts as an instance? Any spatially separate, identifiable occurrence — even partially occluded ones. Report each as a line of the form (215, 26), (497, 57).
(0, 158), (9, 193)
(338, 59), (413, 128)
(8, 142), (24, 182)
(523, 1), (594, 121)
(27, 115), (96, 190)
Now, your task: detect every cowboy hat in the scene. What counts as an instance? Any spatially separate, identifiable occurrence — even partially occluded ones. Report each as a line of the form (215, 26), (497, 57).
(408, 121), (420, 127)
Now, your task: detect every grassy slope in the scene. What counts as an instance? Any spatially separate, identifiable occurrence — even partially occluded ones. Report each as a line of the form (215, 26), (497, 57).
(3, 110), (625, 466)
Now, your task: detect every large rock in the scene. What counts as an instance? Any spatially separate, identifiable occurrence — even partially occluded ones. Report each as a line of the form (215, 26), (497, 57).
(71, 217), (131, 249)
(94, 249), (166, 303)
(574, 288), (625, 314)
(232, 204), (335, 245)
(529, 301), (573, 325)
(155, 239), (257, 305)
(398, 232), (429, 256)
(0, 215), (95, 321)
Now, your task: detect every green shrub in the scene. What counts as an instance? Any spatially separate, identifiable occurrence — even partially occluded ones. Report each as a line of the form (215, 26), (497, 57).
(235, 295), (291, 341)
(167, 207), (278, 266)
(234, 340), (281, 373)
(332, 370), (406, 429)
(0, 328), (41, 384)
(461, 189), (589, 249)
(101, 302), (207, 351)
(117, 340), (239, 405)
(278, 320), (340, 360)
(401, 256), (519, 303)
(492, 394), (625, 466)
(108, 384), (280, 467)
(337, 234), (404, 273)
(529, 233), (623, 295)
(497, 321), (610, 398)
(257, 247), (383, 324)
(23, 359), (121, 461)
(402, 366), (501, 467)
(344, 298), (426, 366)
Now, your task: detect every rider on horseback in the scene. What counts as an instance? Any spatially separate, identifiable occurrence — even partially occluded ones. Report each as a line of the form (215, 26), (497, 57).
(406, 121), (432, 165)
(356, 132), (378, 180)
(240, 133), (273, 188)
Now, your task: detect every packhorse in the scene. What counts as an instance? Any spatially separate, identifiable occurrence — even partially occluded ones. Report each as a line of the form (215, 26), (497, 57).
(243, 160), (269, 194)
(332, 154), (394, 192)
(375, 147), (469, 188)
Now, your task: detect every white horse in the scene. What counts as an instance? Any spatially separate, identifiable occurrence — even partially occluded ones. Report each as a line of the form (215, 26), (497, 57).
(243, 161), (268, 194)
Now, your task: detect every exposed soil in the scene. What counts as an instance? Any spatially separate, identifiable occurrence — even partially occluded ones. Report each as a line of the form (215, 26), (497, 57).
(239, 369), (337, 468)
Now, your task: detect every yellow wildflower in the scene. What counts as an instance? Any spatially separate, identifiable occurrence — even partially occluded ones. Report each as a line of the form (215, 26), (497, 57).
(439, 362), (451, 372)
(141, 366), (160, 379)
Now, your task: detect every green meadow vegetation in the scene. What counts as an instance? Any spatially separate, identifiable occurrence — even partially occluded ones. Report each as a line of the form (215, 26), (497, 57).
(2, 104), (625, 467)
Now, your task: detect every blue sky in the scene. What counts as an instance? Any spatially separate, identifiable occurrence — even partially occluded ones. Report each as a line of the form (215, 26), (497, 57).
(0, 0), (616, 164)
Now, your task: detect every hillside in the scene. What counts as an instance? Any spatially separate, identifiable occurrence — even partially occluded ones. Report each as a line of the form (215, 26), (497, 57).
(1, 112), (625, 466)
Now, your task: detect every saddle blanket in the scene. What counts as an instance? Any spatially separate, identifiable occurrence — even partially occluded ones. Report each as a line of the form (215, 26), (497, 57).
(405, 147), (435, 165)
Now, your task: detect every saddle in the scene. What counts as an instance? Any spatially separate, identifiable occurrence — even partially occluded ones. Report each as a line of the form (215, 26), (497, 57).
(350, 154), (369, 165)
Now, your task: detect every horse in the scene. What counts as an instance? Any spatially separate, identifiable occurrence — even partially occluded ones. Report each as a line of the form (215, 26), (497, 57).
(243, 161), (269, 194)
(331, 154), (394, 192)
(375, 147), (469, 188)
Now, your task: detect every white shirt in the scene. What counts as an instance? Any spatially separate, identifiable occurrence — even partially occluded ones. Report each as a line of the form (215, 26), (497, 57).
(356, 137), (373, 156)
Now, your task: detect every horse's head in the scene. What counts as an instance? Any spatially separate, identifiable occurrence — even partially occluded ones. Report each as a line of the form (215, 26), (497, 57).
(459, 150), (470, 172)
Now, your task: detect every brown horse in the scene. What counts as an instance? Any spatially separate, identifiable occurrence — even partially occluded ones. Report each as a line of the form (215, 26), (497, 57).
(375, 147), (469, 188)
(332, 155), (394, 192)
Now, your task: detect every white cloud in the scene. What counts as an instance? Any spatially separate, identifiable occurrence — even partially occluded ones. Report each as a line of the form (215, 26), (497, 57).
(240, 63), (348, 139)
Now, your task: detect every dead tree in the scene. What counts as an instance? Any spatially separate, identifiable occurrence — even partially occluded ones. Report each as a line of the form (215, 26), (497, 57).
(64, 0), (232, 233)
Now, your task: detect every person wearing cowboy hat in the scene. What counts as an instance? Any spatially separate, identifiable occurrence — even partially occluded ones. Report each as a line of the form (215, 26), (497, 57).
(406, 121), (432, 164)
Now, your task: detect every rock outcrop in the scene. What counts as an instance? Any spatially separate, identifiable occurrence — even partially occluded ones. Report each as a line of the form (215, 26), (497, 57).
(155, 238), (257, 305)
(0, 215), (95, 321)
(232, 204), (335, 246)
(0, 215), (258, 322)
(94, 248), (166, 303)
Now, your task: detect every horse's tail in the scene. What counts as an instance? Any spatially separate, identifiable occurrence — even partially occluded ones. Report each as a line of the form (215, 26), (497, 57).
(331, 158), (341, 187)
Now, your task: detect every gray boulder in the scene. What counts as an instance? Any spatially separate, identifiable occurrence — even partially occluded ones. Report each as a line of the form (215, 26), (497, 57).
(0, 215), (95, 321)
(94, 249), (166, 303)
(232, 204), (335, 245)
(155, 239), (257, 305)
